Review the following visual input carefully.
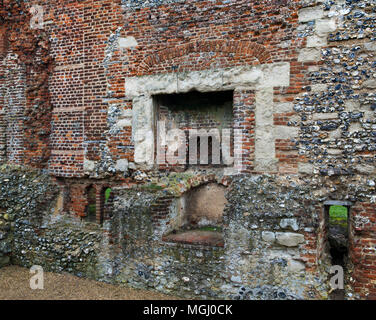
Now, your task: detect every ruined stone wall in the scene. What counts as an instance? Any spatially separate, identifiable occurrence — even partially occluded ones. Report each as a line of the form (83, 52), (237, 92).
(0, 0), (375, 300)
(101, 177), (330, 300)
(295, 0), (376, 299)
(0, 25), (6, 163)
(0, 165), (58, 268)
(0, 164), (108, 280)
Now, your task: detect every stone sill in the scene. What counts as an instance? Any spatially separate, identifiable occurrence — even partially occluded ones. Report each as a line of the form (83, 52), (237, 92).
(162, 230), (224, 247)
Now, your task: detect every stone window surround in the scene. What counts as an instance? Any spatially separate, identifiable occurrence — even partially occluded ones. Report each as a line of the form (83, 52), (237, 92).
(124, 62), (293, 172)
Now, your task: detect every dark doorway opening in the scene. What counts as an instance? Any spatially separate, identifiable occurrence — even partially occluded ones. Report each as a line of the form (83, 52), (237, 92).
(84, 185), (97, 223)
(325, 201), (350, 300)
(328, 205), (348, 265)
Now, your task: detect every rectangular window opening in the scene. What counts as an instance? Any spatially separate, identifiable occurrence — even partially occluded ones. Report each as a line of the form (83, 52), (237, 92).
(154, 90), (234, 170)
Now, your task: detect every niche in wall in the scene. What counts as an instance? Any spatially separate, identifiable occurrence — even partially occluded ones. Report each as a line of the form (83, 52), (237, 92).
(162, 183), (227, 247)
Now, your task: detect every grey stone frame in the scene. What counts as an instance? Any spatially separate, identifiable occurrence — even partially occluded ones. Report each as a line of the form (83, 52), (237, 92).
(124, 62), (294, 172)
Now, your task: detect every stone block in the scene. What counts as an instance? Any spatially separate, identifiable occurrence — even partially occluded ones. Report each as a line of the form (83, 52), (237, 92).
(275, 126), (299, 140)
(274, 102), (293, 113)
(280, 219), (299, 232)
(118, 36), (138, 48)
(298, 48), (321, 62)
(83, 159), (95, 173)
(312, 113), (339, 120)
(363, 79), (376, 89)
(262, 231), (276, 244)
(344, 100), (361, 112)
(276, 232), (305, 247)
(115, 159), (129, 172)
(315, 19), (337, 35)
(364, 42), (376, 51)
(288, 260), (306, 272)
(115, 118), (132, 129)
(298, 162), (314, 174)
(311, 84), (328, 92)
(299, 6), (324, 23)
(306, 35), (327, 48)
(355, 164), (376, 175)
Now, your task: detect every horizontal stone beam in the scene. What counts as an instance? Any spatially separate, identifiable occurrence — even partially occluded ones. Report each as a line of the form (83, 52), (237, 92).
(125, 62), (290, 98)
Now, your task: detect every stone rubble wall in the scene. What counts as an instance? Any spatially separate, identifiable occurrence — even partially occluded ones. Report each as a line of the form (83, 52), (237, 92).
(296, 0), (376, 299)
(0, 165), (106, 280)
(101, 182), (326, 300)
(0, 167), (374, 299)
(296, 0), (376, 176)
(0, 165), (58, 268)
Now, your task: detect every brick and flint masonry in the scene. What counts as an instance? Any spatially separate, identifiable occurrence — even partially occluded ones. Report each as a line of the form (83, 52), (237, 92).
(0, 0), (376, 300)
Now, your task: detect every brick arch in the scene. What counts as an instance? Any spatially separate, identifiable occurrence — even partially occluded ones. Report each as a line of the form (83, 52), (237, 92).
(138, 40), (271, 73)
(175, 175), (231, 197)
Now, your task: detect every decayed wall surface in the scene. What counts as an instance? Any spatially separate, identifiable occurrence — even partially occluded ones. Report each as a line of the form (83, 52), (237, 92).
(0, 0), (375, 299)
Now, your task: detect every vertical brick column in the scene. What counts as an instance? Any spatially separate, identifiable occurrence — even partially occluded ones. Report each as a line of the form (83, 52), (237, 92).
(233, 90), (255, 173)
(95, 186), (105, 225)
(0, 25), (6, 58)
(69, 184), (88, 218)
(0, 56), (6, 162)
(4, 54), (26, 164)
(349, 202), (376, 299)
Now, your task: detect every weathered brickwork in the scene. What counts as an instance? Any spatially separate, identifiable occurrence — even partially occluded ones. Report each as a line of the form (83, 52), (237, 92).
(0, 0), (375, 299)
(1, 1), (53, 168)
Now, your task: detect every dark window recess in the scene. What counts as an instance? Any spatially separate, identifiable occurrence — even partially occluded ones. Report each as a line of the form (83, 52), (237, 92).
(99, 187), (112, 224)
(85, 185), (97, 223)
(155, 90), (234, 169)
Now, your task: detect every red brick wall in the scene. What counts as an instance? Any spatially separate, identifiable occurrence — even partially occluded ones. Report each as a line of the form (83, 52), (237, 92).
(349, 203), (376, 299)
(44, 0), (123, 175)
(0, 1), (306, 175)
(21, 0), (302, 177)
(67, 181), (112, 223)
(1, 1), (53, 168)
(0, 26), (7, 58)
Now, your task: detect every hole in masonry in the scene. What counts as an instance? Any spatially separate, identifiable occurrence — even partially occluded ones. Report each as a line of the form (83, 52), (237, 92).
(327, 204), (349, 300)
(155, 90), (234, 169)
(99, 187), (112, 224)
(162, 229), (224, 247)
(84, 185), (97, 223)
(328, 205), (348, 266)
(104, 187), (111, 204)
